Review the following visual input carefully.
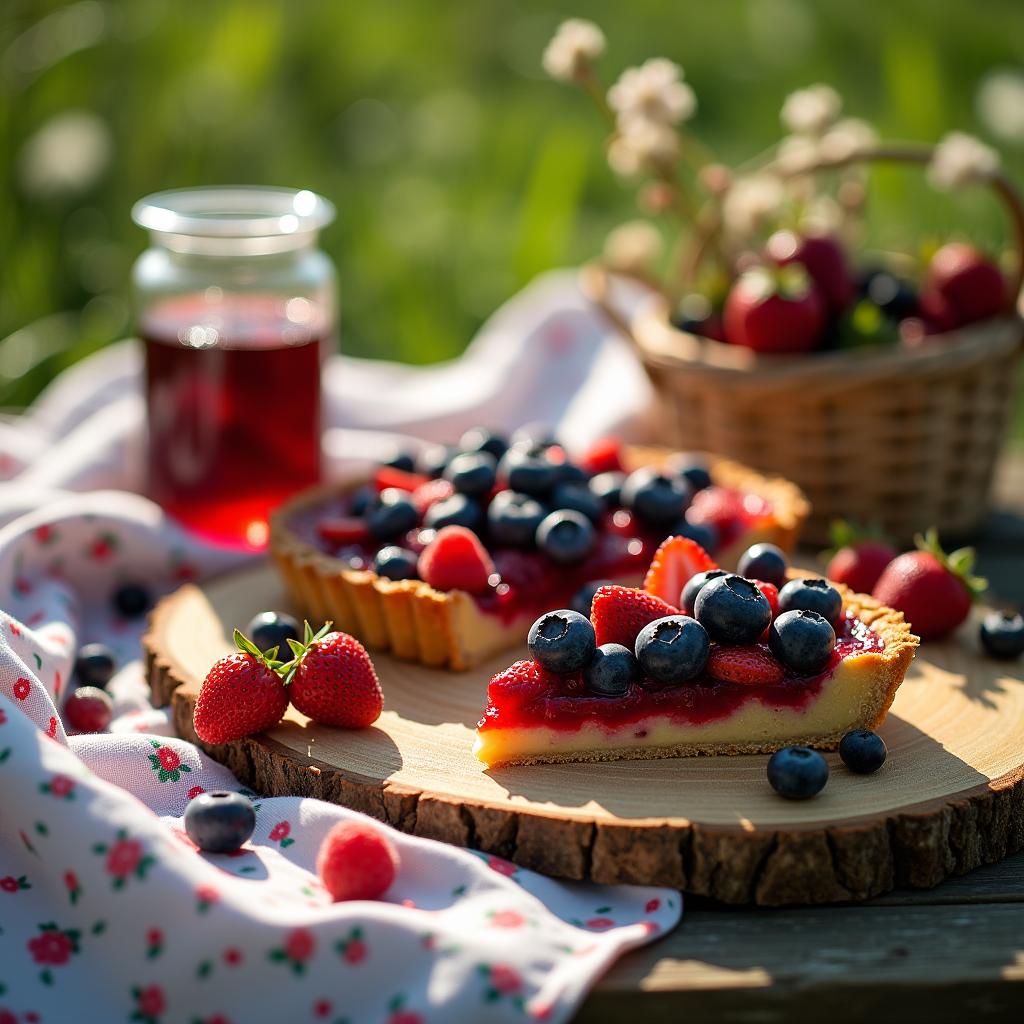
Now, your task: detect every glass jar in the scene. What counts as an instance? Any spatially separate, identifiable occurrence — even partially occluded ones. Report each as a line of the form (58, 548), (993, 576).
(132, 187), (336, 547)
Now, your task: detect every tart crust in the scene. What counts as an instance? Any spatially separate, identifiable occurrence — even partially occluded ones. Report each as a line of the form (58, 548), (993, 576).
(270, 448), (810, 671)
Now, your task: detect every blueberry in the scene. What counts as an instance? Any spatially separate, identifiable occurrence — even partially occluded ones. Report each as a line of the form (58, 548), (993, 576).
(183, 791), (256, 854)
(667, 456), (712, 493)
(570, 580), (612, 618)
(487, 491), (546, 548)
(113, 583), (152, 619)
(460, 427), (508, 461)
(620, 467), (691, 528)
(416, 443), (455, 479)
(444, 451), (497, 498)
(74, 643), (116, 689)
(777, 578), (843, 626)
(382, 451), (416, 472)
(635, 615), (710, 685)
(511, 423), (556, 449)
(584, 643), (637, 696)
(423, 492), (482, 532)
(979, 611), (1024, 660)
(769, 609), (836, 675)
(767, 746), (829, 799)
(555, 462), (589, 487)
(671, 520), (719, 553)
(693, 574), (772, 644)
(528, 609), (596, 673)
(736, 543), (788, 588)
(499, 447), (560, 498)
(550, 482), (604, 524)
(349, 484), (376, 517)
(839, 729), (887, 774)
(366, 489), (419, 541)
(536, 510), (595, 564)
(372, 546), (420, 581)
(859, 268), (918, 320)
(589, 471), (625, 508)
(680, 568), (728, 616)
(245, 612), (301, 656)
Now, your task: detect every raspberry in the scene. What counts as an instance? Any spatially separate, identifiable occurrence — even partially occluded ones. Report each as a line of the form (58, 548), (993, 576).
(317, 821), (400, 902)
(417, 526), (495, 594)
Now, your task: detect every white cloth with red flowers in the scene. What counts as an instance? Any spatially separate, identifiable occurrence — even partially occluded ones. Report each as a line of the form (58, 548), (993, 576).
(0, 272), (678, 1023)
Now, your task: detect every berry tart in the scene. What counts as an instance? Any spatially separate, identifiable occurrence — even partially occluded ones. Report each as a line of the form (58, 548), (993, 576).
(474, 538), (918, 766)
(270, 431), (808, 670)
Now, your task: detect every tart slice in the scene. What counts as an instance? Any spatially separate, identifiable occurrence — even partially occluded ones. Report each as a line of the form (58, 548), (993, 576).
(473, 540), (918, 766)
(270, 433), (808, 671)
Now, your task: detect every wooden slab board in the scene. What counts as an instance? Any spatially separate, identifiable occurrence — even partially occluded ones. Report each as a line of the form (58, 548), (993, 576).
(144, 562), (1024, 906)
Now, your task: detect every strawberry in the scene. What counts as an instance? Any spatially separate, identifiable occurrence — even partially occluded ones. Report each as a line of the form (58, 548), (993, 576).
(872, 529), (986, 640)
(417, 525), (495, 594)
(579, 437), (624, 476)
(767, 231), (855, 313)
(318, 517), (371, 547)
(919, 243), (1007, 330)
(411, 478), (455, 517)
(374, 466), (430, 493)
(723, 265), (826, 354)
(287, 625), (384, 728)
(706, 645), (785, 685)
(824, 521), (897, 595)
(591, 585), (678, 649)
(193, 631), (290, 744)
(643, 535), (717, 605)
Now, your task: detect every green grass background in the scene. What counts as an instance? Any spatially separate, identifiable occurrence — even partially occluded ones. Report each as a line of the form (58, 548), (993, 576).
(2, 0), (1023, 412)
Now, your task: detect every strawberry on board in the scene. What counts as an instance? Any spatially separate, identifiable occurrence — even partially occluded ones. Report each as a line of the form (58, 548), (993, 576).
(723, 265), (826, 354)
(643, 535), (717, 606)
(825, 521), (897, 596)
(591, 584), (678, 649)
(872, 529), (987, 640)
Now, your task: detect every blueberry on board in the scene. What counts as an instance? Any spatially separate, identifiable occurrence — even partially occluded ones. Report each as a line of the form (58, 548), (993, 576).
(671, 520), (719, 554)
(550, 482), (604, 524)
(528, 609), (596, 673)
(536, 510), (596, 564)
(767, 746), (829, 799)
(423, 492), (482, 532)
(113, 583), (152, 619)
(245, 611), (301, 656)
(570, 579), (613, 618)
(372, 546), (420, 581)
(777, 578), (843, 626)
(499, 447), (560, 498)
(584, 643), (638, 696)
(416, 443), (456, 479)
(635, 615), (710, 685)
(693, 574), (772, 644)
(589, 471), (626, 508)
(184, 791), (256, 854)
(769, 609), (836, 675)
(620, 467), (692, 528)
(681, 568), (728, 616)
(487, 491), (546, 548)
(444, 451), (497, 498)
(382, 451), (416, 472)
(74, 643), (117, 689)
(839, 729), (887, 774)
(460, 427), (508, 461)
(736, 543), (788, 588)
(979, 611), (1024, 660)
(366, 489), (419, 541)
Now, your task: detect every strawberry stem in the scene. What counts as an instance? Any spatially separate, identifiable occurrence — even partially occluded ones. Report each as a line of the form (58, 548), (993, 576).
(914, 528), (988, 600)
(232, 621), (334, 681)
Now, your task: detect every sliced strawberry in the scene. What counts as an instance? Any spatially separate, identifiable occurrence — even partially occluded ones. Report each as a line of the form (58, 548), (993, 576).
(706, 645), (785, 685)
(318, 517), (371, 546)
(374, 466), (430, 493)
(591, 585), (679, 649)
(418, 525), (495, 594)
(411, 478), (455, 516)
(643, 536), (717, 606)
(579, 437), (624, 476)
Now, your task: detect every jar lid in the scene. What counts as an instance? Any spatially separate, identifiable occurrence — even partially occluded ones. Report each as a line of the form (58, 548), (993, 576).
(132, 187), (335, 256)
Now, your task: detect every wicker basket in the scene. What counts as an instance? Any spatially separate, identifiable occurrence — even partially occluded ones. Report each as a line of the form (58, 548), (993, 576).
(587, 144), (1024, 547)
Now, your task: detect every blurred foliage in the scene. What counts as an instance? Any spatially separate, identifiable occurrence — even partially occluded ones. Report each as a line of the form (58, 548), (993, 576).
(2, 0), (1024, 414)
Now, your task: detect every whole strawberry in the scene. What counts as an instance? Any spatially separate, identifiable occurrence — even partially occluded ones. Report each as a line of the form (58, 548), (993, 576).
(194, 631), (290, 744)
(288, 625), (384, 729)
(767, 230), (854, 313)
(723, 265), (826, 354)
(824, 521), (898, 595)
(872, 530), (986, 640)
(919, 243), (1007, 330)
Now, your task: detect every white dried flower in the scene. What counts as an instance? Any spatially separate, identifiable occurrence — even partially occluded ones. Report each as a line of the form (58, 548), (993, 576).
(603, 220), (664, 275)
(801, 195), (843, 234)
(819, 117), (877, 162)
(722, 174), (785, 238)
(781, 83), (842, 136)
(607, 119), (680, 178)
(542, 19), (606, 82)
(977, 69), (1024, 144)
(18, 110), (111, 198)
(928, 131), (1000, 191)
(775, 134), (820, 175)
(608, 58), (696, 127)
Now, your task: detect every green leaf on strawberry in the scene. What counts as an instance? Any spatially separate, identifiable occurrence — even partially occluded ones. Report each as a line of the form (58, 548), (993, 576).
(915, 528), (987, 599)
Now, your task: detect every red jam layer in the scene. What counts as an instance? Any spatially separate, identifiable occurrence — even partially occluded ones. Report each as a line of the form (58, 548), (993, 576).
(478, 613), (885, 735)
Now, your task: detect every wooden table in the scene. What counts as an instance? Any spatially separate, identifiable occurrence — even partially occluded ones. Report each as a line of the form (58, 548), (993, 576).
(581, 450), (1024, 1022)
